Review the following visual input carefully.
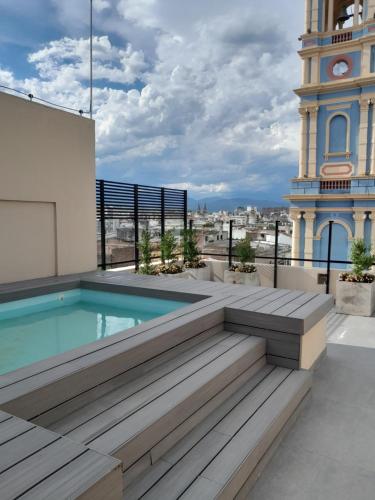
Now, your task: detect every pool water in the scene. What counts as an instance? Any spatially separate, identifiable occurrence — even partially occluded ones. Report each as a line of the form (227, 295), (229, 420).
(0, 289), (189, 375)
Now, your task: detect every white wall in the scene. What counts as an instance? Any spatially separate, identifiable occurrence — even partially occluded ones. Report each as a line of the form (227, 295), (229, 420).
(0, 92), (97, 284)
(206, 259), (344, 298)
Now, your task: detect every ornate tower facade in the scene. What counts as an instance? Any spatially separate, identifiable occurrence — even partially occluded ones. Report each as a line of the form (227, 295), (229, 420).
(287, 0), (375, 268)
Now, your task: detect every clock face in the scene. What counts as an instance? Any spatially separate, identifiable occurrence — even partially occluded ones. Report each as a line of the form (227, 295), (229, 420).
(332, 60), (349, 77)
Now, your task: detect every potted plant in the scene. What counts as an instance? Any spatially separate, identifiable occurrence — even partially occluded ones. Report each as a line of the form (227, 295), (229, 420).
(182, 228), (210, 280)
(224, 235), (260, 286)
(336, 239), (375, 316)
(137, 229), (157, 275)
(157, 230), (185, 276)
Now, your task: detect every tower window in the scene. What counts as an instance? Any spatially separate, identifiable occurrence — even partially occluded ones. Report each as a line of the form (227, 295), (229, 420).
(326, 113), (350, 157)
(326, 1), (364, 31)
(371, 46), (375, 73)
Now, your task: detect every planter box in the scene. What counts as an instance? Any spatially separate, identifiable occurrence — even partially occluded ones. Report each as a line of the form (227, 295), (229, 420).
(336, 280), (375, 317)
(184, 266), (211, 281)
(224, 270), (260, 286)
(161, 271), (191, 279)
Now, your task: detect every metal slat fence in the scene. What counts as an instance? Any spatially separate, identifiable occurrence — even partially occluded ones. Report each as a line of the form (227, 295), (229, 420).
(96, 179), (187, 270)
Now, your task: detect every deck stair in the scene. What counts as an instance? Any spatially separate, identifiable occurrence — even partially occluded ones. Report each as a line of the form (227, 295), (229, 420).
(32, 329), (311, 499)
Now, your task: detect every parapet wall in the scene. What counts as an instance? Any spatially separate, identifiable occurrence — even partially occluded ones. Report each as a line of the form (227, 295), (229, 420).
(0, 92), (97, 283)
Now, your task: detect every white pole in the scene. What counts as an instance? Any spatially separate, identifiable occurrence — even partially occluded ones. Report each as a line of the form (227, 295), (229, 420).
(90, 0), (93, 119)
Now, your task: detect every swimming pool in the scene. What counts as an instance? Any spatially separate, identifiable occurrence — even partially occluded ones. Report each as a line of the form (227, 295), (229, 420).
(0, 289), (189, 375)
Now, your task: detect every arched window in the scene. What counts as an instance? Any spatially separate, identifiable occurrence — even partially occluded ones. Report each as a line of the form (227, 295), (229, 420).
(325, 113), (350, 157)
(333, 1), (363, 30)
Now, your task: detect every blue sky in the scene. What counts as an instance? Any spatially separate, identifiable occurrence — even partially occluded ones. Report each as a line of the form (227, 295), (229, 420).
(0, 0), (304, 203)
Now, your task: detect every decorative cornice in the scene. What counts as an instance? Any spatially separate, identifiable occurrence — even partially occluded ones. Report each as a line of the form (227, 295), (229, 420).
(295, 76), (375, 98)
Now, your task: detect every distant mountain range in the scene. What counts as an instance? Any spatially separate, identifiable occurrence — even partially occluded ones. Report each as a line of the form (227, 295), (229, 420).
(189, 196), (288, 212)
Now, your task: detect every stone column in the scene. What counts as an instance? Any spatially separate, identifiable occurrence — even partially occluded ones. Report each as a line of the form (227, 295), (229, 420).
(370, 102), (375, 175)
(354, 0), (360, 25)
(308, 107), (318, 178)
(369, 0), (375, 21)
(305, 0), (311, 32)
(299, 109), (308, 177)
(353, 211), (367, 240)
(369, 213), (375, 252)
(304, 212), (316, 268)
(328, 0), (334, 31)
(311, 0), (319, 32)
(358, 99), (370, 176)
(291, 211), (302, 267)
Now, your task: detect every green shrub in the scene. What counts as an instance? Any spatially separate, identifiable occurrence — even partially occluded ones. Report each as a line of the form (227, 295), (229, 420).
(160, 230), (178, 263)
(182, 228), (200, 263)
(235, 236), (255, 266)
(138, 229), (153, 274)
(350, 239), (375, 277)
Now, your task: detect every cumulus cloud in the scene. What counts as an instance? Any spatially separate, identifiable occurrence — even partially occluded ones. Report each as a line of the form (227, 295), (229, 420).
(0, 0), (303, 200)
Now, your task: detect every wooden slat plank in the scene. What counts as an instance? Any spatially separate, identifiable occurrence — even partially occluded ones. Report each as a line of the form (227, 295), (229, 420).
(224, 307), (302, 334)
(58, 334), (244, 441)
(223, 322), (300, 344)
(88, 337), (265, 468)
(0, 417), (35, 446)
(0, 427), (59, 474)
(19, 450), (121, 500)
(289, 294), (334, 330)
(243, 290), (294, 313)
(256, 290), (306, 314)
(149, 358), (269, 465)
(32, 324), (224, 428)
(66, 335), (250, 444)
(0, 438), (87, 499)
(0, 412), (11, 423)
(182, 371), (311, 499)
(273, 291), (318, 317)
(136, 368), (291, 500)
(230, 288), (277, 310)
(124, 364), (274, 500)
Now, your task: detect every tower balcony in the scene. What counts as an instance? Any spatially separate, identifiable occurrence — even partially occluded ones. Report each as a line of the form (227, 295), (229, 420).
(289, 177), (375, 197)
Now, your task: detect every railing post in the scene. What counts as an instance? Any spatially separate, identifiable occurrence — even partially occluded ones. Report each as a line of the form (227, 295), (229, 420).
(189, 219), (193, 231)
(134, 184), (139, 271)
(99, 179), (106, 271)
(161, 187), (165, 238)
(228, 220), (233, 268)
(326, 220), (333, 294)
(273, 221), (279, 289)
(183, 190), (188, 231)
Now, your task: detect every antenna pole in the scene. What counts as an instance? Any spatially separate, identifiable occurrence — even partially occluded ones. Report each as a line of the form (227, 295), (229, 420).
(89, 0), (93, 119)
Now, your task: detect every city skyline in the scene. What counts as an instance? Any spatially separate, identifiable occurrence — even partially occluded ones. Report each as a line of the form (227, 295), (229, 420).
(0, 1), (304, 202)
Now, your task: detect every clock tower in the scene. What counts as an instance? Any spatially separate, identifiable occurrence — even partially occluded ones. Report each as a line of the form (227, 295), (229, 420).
(287, 0), (375, 268)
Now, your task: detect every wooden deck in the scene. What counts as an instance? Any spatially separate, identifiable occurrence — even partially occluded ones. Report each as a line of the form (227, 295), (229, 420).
(0, 271), (332, 499)
(0, 410), (122, 500)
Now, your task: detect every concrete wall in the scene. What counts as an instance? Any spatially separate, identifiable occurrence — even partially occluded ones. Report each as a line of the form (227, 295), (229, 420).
(206, 259), (344, 299)
(0, 92), (97, 284)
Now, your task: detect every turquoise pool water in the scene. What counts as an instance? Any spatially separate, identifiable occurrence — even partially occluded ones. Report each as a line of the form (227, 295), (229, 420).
(0, 289), (189, 375)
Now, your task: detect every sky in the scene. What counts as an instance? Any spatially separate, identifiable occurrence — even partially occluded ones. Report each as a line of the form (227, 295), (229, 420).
(0, 0), (304, 203)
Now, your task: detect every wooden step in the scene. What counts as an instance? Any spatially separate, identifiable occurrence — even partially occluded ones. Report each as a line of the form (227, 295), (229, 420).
(45, 332), (266, 471)
(124, 367), (311, 500)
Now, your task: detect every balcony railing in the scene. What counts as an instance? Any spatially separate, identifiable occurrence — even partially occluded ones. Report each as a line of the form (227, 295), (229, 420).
(320, 179), (351, 191)
(332, 31), (352, 44)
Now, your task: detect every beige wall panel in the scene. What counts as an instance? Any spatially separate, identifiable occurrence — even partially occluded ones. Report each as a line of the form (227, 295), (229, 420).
(0, 92), (97, 283)
(0, 201), (56, 283)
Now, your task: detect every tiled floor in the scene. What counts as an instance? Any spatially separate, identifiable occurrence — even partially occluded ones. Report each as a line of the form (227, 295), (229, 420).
(251, 313), (375, 500)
